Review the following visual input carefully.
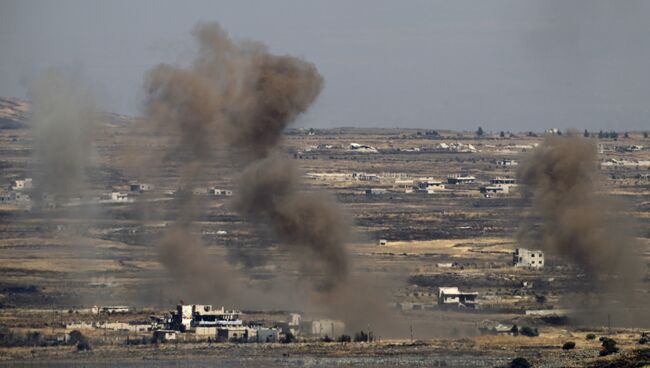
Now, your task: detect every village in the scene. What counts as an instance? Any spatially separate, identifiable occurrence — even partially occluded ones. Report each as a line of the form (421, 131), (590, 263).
(1, 117), (649, 366)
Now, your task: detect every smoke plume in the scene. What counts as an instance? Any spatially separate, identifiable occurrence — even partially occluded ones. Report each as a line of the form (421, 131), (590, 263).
(143, 22), (350, 300)
(517, 135), (644, 321)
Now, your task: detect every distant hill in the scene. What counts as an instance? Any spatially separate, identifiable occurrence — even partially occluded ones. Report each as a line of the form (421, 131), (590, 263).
(0, 96), (137, 129)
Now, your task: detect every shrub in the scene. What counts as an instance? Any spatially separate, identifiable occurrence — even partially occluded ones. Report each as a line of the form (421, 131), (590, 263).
(519, 326), (539, 337)
(638, 334), (649, 345)
(321, 335), (333, 343)
(586, 333), (596, 340)
(76, 340), (92, 351)
(68, 330), (85, 345)
(562, 341), (576, 350)
(509, 357), (531, 368)
(599, 337), (619, 356)
(337, 334), (351, 343)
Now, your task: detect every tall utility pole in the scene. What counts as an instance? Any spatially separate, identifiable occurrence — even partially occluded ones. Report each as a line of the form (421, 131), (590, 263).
(410, 324), (413, 343)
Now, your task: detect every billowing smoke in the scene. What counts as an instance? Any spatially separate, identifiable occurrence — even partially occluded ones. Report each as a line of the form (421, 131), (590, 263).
(517, 136), (640, 277)
(517, 135), (644, 322)
(28, 69), (98, 204)
(143, 22), (350, 298)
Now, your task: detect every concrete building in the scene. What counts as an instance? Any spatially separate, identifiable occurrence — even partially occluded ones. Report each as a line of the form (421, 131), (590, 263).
(211, 188), (233, 197)
(437, 287), (478, 309)
(480, 185), (507, 195)
(110, 192), (130, 202)
(170, 304), (242, 332)
(353, 172), (380, 181)
(415, 178), (445, 193)
(130, 183), (154, 192)
(309, 319), (345, 338)
(496, 158), (518, 167)
(255, 327), (280, 343)
(513, 248), (544, 268)
(394, 179), (414, 193)
(217, 326), (252, 341)
(153, 330), (177, 342)
(365, 188), (387, 195)
(11, 178), (32, 190)
(94, 305), (130, 314)
(447, 175), (476, 185)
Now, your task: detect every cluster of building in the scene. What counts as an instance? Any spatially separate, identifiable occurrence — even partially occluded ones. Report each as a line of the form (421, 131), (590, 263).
(436, 142), (477, 153)
(397, 248), (545, 311)
(152, 304), (345, 343)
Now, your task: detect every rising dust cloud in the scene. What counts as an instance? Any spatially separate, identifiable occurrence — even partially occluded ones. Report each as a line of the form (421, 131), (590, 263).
(142, 23), (385, 326)
(517, 135), (644, 323)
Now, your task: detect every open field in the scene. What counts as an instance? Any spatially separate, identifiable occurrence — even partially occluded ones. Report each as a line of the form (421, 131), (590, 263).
(1, 113), (649, 366)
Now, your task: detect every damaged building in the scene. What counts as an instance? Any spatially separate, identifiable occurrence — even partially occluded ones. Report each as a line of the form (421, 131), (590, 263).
(513, 248), (544, 269)
(437, 287), (478, 309)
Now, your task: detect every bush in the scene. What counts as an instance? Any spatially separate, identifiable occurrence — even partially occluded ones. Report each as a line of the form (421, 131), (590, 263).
(638, 333), (649, 345)
(519, 326), (539, 337)
(599, 337), (619, 356)
(321, 335), (333, 343)
(68, 330), (85, 345)
(562, 341), (576, 350)
(509, 357), (531, 368)
(76, 340), (92, 351)
(337, 334), (351, 343)
(586, 333), (596, 340)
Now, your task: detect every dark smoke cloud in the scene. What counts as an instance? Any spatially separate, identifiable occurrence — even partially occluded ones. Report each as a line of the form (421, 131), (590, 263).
(143, 22), (350, 300)
(517, 136), (641, 278)
(517, 135), (645, 324)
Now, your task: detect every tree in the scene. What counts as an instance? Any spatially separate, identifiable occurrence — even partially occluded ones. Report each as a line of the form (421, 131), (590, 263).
(586, 333), (596, 340)
(500, 131), (505, 138)
(562, 341), (576, 350)
(624, 132), (629, 138)
(584, 129), (589, 138)
(337, 334), (351, 343)
(281, 332), (296, 344)
(644, 132), (648, 138)
(519, 326), (539, 337)
(476, 126), (484, 137)
(598, 130), (605, 139)
(509, 357), (532, 368)
(599, 337), (619, 356)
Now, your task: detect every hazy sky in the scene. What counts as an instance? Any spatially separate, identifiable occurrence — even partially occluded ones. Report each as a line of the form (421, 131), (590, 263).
(1, 0), (649, 131)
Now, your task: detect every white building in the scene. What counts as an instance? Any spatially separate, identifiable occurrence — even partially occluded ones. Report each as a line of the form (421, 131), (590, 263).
(170, 304), (242, 332)
(130, 183), (154, 192)
(11, 178), (32, 190)
(352, 172), (380, 181)
(496, 159), (518, 167)
(437, 287), (478, 308)
(513, 248), (544, 268)
(447, 175), (476, 185)
(415, 178), (445, 193)
(394, 179), (414, 193)
(210, 188), (233, 197)
(110, 192), (130, 202)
